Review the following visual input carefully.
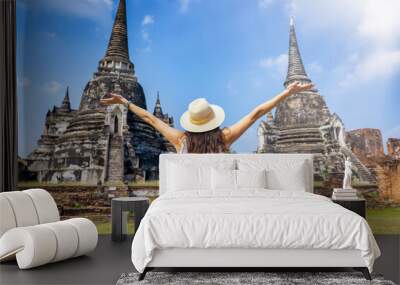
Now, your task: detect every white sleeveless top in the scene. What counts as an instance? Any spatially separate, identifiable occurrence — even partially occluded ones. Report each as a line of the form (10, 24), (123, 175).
(178, 137), (188, 154)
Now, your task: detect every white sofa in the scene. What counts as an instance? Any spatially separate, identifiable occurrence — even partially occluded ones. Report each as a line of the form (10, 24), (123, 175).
(0, 189), (98, 269)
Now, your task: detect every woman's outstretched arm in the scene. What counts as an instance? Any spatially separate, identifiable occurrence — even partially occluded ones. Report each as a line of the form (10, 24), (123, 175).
(100, 93), (184, 150)
(222, 81), (314, 148)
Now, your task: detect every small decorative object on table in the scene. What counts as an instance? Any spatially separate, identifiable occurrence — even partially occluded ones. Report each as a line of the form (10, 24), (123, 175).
(342, 157), (353, 190)
(332, 188), (358, 200)
(111, 197), (149, 242)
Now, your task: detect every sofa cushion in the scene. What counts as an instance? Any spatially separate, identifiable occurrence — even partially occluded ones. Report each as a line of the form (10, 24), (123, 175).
(0, 196), (17, 237)
(23, 189), (60, 224)
(0, 192), (39, 227)
(0, 218), (97, 269)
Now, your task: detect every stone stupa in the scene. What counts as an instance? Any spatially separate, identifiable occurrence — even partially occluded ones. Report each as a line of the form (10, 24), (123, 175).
(26, 0), (174, 184)
(257, 18), (376, 184)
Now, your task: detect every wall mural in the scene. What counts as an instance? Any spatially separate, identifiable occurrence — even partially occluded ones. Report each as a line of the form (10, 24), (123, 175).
(17, 0), (400, 233)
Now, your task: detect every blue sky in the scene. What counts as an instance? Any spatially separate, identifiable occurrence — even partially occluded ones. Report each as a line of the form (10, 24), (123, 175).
(17, 0), (400, 156)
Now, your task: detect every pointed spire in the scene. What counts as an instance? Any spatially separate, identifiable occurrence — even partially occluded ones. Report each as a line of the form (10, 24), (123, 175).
(156, 91), (160, 104)
(284, 17), (312, 88)
(98, 0), (134, 74)
(153, 91), (163, 118)
(61, 86), (71, 110)
(105, 0), (129, 61)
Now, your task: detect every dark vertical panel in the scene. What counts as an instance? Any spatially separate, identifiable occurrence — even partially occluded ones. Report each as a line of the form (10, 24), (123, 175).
(0, 0), (17, 192)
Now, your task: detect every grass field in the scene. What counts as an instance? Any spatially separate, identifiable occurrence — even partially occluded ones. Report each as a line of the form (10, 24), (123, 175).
(93, 207), (400, 235)
(367, 207), (400, 234)
(94, 216), (135, 235)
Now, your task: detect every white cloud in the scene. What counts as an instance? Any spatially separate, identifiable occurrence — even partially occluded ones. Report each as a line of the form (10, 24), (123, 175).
(42, 0), (113, 25)
(357, 0), (400, 48)
(141, 15), (154, 26)
(44, 81), (63, 94)
(286, 0), (400, 86)
(140, 15), (155, 51)
(307, 61), (323, 75)
(258, 0), (274, 9)
(339, 50), (400, 86)
(259, 53), (288, 77)
(142, 30), (150, 42)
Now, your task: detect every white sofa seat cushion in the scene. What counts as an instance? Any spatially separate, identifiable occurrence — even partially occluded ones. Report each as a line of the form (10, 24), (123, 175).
(65, 218), (98, 257)
(0, 196), (17, 237)
(42, 221), (79, 262)
(0, 189), (60, 237)
(1, 192), (39, 227)
(0, 226), (57, 269)
(0, 218), (98, 269)
(23, 189), (60, 224)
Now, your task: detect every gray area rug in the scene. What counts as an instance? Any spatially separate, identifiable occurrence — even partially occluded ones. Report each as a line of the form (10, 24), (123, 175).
(116, 272), (396, 285)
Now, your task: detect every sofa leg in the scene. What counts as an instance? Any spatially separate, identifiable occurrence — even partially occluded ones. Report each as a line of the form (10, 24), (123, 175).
(138, 268), (148, 281)
(354, 267), (371, 280)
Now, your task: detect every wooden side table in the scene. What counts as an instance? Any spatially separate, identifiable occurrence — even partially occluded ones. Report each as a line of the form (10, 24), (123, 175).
(332, 198), (366, 218)
(111, 197), (149, 242)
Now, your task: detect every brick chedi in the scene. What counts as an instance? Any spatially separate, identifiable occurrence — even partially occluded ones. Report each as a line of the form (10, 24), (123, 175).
(387, 138), (400, 159)
(346, 128), (385, 167)
(26, 0), (174, 184)
(257, 18), (376, 184)
(385, 138), (400, 202)
(344, 130), (400, 203)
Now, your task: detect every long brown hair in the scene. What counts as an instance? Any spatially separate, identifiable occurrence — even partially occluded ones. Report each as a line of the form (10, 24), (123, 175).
(185, 127), (228, 153)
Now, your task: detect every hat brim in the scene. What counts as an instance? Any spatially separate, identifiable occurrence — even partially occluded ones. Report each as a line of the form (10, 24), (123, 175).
(180, 104), (225, 133)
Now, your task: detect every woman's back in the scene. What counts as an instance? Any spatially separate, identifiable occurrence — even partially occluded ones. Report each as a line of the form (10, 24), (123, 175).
(179, 127), (228, 154)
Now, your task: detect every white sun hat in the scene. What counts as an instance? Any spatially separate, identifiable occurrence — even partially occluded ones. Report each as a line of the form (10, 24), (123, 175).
(180, 98), (225, 133)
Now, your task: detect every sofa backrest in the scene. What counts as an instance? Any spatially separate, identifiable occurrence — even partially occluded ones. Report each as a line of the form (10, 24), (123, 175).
(0, 189), (60, 237)
(159, 153), (314, 195)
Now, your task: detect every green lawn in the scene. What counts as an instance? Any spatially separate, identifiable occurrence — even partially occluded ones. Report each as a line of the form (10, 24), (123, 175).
(93, 207), (400, 235)
(367, 207), (400, 234)
(93, 216), (135, 235)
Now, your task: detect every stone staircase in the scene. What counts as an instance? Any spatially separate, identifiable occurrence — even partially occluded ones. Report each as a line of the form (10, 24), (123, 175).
(106, 134), (123, 181)
(341, 146), (377, 184)
(275, 127), (325, 153)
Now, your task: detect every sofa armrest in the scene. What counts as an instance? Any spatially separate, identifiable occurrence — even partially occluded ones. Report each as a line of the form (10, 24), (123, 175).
(0, 218), (98, 269)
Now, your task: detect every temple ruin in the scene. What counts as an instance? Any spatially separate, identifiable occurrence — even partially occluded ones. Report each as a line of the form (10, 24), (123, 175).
(257, 18), (376, 185)
(26, 0), (174, 184)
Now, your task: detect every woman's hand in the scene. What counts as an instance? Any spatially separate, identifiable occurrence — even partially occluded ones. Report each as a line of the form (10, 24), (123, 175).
(100, 93), (128, 106)
(286, 81), (314, 95)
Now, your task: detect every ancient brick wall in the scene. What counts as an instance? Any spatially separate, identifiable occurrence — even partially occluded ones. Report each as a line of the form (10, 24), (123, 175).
(387, 138), (400, 159)
(375, 160), (400, 203)
(16, 184), (159, 218)
(346, 128), (385, 167)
